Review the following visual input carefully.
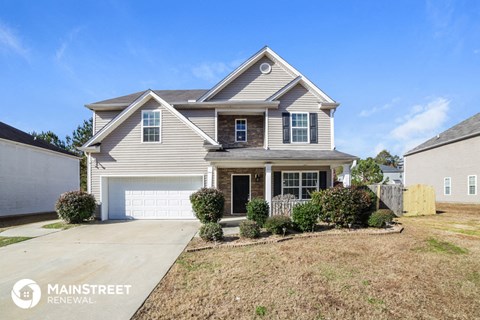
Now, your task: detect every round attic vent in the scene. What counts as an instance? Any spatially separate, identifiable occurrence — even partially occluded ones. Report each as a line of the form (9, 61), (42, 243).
(259, 62), (272, 74)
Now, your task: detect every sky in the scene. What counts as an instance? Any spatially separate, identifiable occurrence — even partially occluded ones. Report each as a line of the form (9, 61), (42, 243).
(0, 0), (479, 158)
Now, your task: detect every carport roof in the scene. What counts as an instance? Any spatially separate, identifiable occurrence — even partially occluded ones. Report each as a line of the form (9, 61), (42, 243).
(205, 148), (358, 161)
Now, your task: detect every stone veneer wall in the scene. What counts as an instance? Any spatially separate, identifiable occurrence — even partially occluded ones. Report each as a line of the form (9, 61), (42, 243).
(217, 115), (264, 148)
(217, 168), (265, 215)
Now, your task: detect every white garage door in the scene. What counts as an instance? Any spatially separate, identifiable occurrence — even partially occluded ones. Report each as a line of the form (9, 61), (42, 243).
(108, 176), (203, 219)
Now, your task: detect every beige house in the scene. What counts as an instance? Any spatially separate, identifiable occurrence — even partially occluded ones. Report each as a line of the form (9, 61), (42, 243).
(404, 113), (480, 203)
(80, 46), (357, 220)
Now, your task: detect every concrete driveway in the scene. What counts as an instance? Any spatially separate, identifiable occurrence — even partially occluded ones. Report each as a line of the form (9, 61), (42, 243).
(0, 220), (199, 320)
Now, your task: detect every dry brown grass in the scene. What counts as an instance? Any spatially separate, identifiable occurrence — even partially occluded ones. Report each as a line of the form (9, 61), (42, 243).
(133, 204), (480, 320)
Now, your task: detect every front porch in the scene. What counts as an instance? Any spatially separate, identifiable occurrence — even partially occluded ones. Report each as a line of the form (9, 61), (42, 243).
(205, 148), (357, 216)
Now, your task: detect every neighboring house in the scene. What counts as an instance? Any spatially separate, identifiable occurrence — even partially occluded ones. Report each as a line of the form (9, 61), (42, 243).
(80, 46), (358, 220)
(337, 163), (403, 185)
(379, 164), (403, 185)
(0, 122), (80, 217)
(404, 112), (480, 203)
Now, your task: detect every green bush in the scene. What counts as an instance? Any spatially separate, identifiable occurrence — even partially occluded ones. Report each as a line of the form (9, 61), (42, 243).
(313, 187), (374, 228)
(199, 222), (224, 241)
(55, 191), (96, 223)
(190, 188), (225, 223)
(368, 209), (395, 228)
(264, 215), (291, 235)
(291, 202), (319, 232)
(239, 220), (260, 239)
(246, 198), (270, 227)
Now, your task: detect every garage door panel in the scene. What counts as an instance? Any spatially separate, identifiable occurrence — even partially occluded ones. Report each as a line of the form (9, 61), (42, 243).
(108, 176), (202, 219)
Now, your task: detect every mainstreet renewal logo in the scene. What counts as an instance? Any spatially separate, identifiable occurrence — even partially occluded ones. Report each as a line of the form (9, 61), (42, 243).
(11, 279), (132, 308)
(11, 279), (42, 309)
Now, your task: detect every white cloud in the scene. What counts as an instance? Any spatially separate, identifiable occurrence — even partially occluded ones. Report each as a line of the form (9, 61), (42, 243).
(359, 97), (400, 117)
(0, 22), (29, 60)
(191, 58), (244, 83)
(55, 27), (83, 62)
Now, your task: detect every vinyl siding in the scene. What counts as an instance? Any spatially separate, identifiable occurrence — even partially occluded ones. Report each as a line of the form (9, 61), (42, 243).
(178, 109), (215, 138)
(90, 99), (209, 201)
(268, 84), (331, 150)
(210, 57), (295, 101)
(94, 110), (121, 134)
(405, 135), (480, 203)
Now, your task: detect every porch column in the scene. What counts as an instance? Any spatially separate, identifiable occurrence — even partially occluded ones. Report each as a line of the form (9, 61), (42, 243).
(343, 164), (351, 187)
(265, 164), (272, 214)
(207, 166), (213, 188)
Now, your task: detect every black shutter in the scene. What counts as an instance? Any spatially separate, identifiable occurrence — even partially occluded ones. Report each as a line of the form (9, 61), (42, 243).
(273, 172), (282, 196)
(319, 171), (327, 190)
(310, 113), (318, 143)
(282, 112), (290, 143)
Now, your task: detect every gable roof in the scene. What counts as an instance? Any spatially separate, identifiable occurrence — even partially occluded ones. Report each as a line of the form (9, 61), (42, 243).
(81, 90), (219, 150)
(379, 164), (403, 173)
(0, 122), (78, 157)
(86, 89), (208, 110)
(405, 112), (480, 156)
(197, 46), (336, 104)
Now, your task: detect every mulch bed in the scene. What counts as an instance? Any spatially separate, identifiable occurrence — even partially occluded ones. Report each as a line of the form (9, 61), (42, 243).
(186, 224), (404, 252)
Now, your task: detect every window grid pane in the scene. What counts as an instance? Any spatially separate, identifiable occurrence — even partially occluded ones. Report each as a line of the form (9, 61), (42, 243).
(143, 111), (160, 142)
(468, 176), (476, 195)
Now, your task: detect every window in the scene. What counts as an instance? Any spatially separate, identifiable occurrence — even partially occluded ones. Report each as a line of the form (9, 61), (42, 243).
(142, 110), (160, 142)
(282, 171), (318, 199)
(291, 113), (309, 143)
(235, 119), (247, 142)
(468, 175), (477, 195)
(444, 177), (451, 195)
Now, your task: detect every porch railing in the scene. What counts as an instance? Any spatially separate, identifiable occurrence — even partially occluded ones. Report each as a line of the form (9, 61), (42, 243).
(271, 199), (310, 216)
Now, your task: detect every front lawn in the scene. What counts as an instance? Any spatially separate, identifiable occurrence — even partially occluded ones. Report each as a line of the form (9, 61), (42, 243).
(42, 221), (79, 230)
(133, 204), (480, 319)
(0, 236), (31, 247)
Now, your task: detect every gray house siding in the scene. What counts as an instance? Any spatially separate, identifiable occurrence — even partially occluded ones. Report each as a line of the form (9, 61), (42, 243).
(405, 135), (480, 203)
(94, 110), (121, 134)
(178, 109), (216, 138)
(269, 84), (331, 150)
(210, 57), (295, 101)
(90, 99), (209, 201)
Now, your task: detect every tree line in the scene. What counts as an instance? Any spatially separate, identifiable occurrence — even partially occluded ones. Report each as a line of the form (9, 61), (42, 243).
(30, 118), (92, 191)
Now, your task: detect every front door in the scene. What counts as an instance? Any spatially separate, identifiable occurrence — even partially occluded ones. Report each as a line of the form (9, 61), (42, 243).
(232, 175), (250, 214)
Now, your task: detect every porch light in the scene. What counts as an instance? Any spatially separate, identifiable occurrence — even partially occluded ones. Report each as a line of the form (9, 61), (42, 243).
(255, 174), (262, 182)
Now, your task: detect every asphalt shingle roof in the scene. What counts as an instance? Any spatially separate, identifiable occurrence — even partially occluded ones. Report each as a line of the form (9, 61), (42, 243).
(205, 148), (358, 161)
(89, 89), (209, 106)
(0, 122), (77, 157)
(405, 112), (480, 156)
(379, 164), (403, 173)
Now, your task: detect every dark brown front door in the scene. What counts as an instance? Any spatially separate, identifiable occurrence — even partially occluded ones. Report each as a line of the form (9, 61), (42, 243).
(232, 175), (250, 214)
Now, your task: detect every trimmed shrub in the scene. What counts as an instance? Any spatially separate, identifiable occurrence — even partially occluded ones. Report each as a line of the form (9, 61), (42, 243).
(291, 202), (319, 232)
(264, 215), (291, 235)
(246, 198), (270, 227)
(190, 188), (225, 223)
(55, 191), (96, 223)
(368, 209), (395, 228)
(314, 187), (374, 228)
(239, 220), (260, 239)
(199, 222), (224, 241)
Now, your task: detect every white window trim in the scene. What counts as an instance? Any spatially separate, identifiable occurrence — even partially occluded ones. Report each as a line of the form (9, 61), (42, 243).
(281, 171), (319, 200)
(235, 118), (247, 142)
(467, 175), (477, 195)
(141, 110), (161, 143)
(231, 174), (251, 215)
(290, 112), (310, 144)
(444, 177), (451, 196)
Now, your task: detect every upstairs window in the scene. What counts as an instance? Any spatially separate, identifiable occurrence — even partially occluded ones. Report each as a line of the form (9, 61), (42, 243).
(142, 110), (161, 142)
(468, 175), (477, 195)
(444, 177), (451, 195)
(235, 119), (247, 142)
(291, 113), (309, 143)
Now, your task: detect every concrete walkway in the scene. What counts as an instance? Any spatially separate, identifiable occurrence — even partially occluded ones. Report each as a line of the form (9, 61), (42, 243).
(0, 220), (62, 237)
(0, 220), (199, 320)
